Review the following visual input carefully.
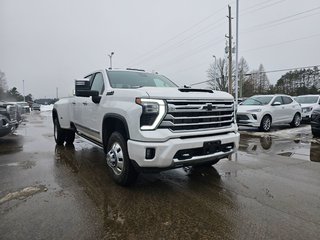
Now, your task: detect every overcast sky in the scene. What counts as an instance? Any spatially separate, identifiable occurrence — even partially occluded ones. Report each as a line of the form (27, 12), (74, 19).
(1, 0), (320, 98)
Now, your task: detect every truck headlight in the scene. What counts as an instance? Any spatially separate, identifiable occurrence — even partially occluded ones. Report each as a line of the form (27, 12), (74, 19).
(136, 98), (166, 130)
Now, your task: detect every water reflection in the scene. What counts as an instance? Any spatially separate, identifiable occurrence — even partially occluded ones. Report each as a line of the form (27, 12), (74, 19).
(53, 144), (236, 239)
(240, 134), (320, 162)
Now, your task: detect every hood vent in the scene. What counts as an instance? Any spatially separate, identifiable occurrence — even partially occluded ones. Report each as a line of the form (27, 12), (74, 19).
(178, 88), (213, 93)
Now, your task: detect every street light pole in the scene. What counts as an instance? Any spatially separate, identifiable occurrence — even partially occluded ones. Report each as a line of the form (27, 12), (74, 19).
(108, 52), (114, 69)
(213, 55), (217, 90)
(235, 0), (239, 103)
(23, 80), (25, 102)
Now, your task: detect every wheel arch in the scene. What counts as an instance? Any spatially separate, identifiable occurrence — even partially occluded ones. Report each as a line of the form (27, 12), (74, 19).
(102, 113), (130, 152)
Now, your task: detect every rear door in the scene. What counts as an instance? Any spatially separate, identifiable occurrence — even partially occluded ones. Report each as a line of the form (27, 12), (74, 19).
(72, 74), (93, 131)
(282, 96), (296, 122)
(271, 96), (286, 123)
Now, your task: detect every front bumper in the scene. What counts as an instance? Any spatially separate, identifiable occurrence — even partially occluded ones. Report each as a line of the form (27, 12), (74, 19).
(236, 112), (262, 127)
(0, 117), (16, 137)
(127, 131), (240, 168)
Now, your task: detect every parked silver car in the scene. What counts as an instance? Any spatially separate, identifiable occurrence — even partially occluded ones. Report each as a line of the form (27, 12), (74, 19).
(237, 94), (302, 131)
(0, 101), (19, 137)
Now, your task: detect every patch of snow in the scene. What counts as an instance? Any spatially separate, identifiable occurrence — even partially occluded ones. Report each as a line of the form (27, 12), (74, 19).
(40, 104), (53, 112)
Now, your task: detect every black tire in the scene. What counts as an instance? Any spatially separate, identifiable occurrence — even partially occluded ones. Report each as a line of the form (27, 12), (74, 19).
(312, 128), (320, 137)
(259, 115), (272, 132)
(65, 130), (75, 145)
(106, 132), (138, 186)
(54, 118), (66, 145)
(290, 113), (301, 127)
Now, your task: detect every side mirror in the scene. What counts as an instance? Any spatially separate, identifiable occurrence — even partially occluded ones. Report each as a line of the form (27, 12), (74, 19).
(75, 79), (90, 96)
(272, 102), (281, 106)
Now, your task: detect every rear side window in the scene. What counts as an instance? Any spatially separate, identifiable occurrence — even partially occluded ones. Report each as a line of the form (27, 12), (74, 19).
(283, 96), (293, 104)
(273, 96), (284, 105)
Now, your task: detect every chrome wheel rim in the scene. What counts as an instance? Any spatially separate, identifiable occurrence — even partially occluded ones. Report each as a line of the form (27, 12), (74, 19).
(54, 122), (57, 140)
(106, 142), (124, 175)
(295, 115), (301, 126)
(263, 118), (271, 131)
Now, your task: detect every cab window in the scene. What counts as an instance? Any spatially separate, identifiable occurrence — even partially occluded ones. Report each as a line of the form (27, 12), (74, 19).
(91, 72), (105, 95)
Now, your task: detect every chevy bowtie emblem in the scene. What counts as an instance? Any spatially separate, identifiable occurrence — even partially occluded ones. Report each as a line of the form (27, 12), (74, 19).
(202, 103), (215, 111)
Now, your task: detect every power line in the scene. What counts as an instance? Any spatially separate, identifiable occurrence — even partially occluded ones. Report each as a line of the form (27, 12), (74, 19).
(125, 5), (228, 66)
(189, 65), (320, 86)
(242, 33), (320, 52)
(242, 6), (320, 33)
(242, 11), (320, 35)
(128, 17), (226, 67)
(241, 0), (287, 16)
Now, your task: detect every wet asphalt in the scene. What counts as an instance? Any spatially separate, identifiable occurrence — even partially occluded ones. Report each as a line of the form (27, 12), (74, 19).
(0, 112), (320, 240)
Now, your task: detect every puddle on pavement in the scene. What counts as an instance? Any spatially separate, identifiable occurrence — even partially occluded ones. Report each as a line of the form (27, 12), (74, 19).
(239, 133), (320, 162)
(0, 185), (47, 204)
(0, 135), (24, 154)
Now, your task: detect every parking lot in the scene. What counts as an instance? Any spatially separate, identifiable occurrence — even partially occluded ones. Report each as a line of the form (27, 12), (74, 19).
(0, 111), (320, 239)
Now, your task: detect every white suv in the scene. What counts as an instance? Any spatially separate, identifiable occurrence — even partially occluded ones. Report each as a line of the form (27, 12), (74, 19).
(237, 94), (302, 131)
(295, 95), (320, 121)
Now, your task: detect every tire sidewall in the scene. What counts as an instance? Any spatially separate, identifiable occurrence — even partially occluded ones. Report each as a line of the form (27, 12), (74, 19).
(54, 118), (65, 145)
(260, 115), (271, 132)
(106, 132), (136, 186)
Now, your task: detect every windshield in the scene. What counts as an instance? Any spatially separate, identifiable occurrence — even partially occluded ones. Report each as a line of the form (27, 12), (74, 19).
(107, 71), (178, 89)
(295, 96), (319, 104)
(241, 96), (273, 106)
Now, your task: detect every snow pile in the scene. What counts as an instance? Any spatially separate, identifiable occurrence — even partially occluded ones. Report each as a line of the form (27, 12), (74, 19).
(40, 104), (54, 112)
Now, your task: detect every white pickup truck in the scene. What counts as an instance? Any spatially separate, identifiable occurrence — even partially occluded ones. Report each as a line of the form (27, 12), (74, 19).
(53, 69), (239, 186)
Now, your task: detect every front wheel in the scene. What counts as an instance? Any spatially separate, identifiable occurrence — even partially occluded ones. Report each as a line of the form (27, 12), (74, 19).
(106, 132), (138, 186)
(54, 118), (66, 145)
(259, 115), (272, 132)
(290, 113), (301, 127)
(312, 128), (320, 137)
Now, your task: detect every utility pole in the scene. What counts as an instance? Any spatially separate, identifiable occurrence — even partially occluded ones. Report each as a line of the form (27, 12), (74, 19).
(56, 87), (59, 99)
(226, 5), (233, 95)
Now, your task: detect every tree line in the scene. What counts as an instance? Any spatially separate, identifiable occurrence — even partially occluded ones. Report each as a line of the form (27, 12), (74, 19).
(0, 70), (33, 102)
(207, 58), (320, 97)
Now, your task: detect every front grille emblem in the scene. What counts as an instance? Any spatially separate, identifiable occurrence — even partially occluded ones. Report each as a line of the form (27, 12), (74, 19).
(202, 103), (216, 111)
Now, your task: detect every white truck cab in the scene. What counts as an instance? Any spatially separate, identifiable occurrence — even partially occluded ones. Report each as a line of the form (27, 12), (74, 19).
(53, 69), (239, 186)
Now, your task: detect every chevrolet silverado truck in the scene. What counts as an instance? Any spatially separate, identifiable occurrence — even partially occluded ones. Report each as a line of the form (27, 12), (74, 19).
(52, 69), (239, 186)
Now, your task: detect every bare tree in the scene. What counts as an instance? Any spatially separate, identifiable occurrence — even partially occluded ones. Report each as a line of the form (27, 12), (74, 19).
(207, 58), (229, 92)
(0, 70), (8, 100)
(238, 57), (249, 97)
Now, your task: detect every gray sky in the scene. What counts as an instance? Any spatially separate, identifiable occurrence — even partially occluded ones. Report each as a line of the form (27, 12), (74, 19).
(1, 0), (320, 98)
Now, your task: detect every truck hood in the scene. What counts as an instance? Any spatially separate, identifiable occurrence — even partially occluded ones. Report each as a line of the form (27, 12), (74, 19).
(140, 87), (233, 100)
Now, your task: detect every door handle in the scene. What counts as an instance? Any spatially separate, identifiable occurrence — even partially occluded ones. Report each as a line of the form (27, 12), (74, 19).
(106, 91), (114, 96)
(82, 102), (88, 105)
(72, 102), (76, 105)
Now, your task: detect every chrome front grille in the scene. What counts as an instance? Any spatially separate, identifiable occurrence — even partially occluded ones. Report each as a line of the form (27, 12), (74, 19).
(159, 99), (234, 131)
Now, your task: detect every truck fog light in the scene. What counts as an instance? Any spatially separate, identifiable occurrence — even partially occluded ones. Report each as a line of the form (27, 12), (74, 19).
(145, 148), (155, 159)
(252, 114), (257, 120)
